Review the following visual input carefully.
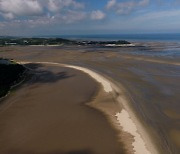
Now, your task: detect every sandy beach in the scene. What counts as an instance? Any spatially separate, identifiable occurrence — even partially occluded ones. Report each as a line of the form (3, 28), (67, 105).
(0, 44), (180, 154)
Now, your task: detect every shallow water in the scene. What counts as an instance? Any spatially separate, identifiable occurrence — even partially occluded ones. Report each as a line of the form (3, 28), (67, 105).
(123, 43), (180, 58)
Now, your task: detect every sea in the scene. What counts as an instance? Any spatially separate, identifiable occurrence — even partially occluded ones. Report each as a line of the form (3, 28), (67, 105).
(62, 33), (180, 42)
(61, 33), (180, 58)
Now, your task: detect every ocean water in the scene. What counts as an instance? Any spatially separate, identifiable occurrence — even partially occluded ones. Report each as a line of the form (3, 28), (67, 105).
(62, 33), (180, 42)
(62, 33), (180, 58)
(123, 44), (180, 58)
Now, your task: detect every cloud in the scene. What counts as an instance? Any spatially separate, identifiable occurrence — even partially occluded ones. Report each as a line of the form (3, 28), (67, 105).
(138, 0), (149, 6)
(48, 0), (59, 12)
(0, 0), (106, 28)
(57, 10), (87, 24)
(0, 0), (85, 19)
(48, 0), (84, 13)
(0, 0), (43, 19)
(133, 9), (180, 21)
(0, 12), (14, 20)
(106, 0), (150, 15)
(106, 0), (116, 9)
(0, 0), (88, 27)
(91, 10), (106, 20)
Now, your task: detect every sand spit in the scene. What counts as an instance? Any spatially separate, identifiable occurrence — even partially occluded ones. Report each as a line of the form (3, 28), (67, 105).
(21, 62), (112, 93)
(64, 65), (112, 93)
(116, 110), (150, 154)
(68, 65), (156, 154)
(20, 61), (158, 154)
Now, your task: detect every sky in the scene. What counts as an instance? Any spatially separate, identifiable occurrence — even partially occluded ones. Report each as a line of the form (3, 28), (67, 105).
(0, 0), (180, 36)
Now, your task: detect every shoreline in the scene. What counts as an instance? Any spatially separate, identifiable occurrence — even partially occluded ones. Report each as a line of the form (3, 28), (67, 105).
(0, 63), (27, 103)
(20, 61), (159, 154)
(0, 62), (126, 154)
(65, 64), (159, 154)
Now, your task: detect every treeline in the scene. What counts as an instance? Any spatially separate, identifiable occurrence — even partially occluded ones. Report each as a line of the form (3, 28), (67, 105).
(0, 59), (26, 98)
(0, 37), (131, 46)
(76, 40), (131, 45)
(0, 38), (75, 46)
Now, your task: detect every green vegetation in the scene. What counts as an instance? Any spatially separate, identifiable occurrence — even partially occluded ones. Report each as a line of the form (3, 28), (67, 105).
(0, 37), (131, 46)
(0, 59), (26, 98)
(76, 40), (131, 45)
(0, 38), (75, 46)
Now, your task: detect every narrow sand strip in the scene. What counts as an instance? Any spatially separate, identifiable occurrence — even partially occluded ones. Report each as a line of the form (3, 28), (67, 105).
(65, 64), (154, 154)
(64, 65), (112, 93)
(21, 62), (112, 93)
(116, 110), (150, 154)
(20, 61), (157, 154)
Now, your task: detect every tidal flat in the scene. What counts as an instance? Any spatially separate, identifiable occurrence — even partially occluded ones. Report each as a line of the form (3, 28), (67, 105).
(0, 42), (179, 154)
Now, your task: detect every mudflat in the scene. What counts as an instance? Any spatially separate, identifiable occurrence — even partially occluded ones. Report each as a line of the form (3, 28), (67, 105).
(0, 63), (125, 154)
(0, 44), (180, 154)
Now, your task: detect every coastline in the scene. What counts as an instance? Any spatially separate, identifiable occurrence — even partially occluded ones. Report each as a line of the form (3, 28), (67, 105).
(0, 63), (27, 103)
(0, 42), (179, 153)
(64, 63), (159, 154)
(20, 61), (159, 154)
(0, 62), (126, 154)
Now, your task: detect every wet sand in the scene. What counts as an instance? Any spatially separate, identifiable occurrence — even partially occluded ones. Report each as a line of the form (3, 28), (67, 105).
(0, 63), (125, 154)
(0, 44), (180, 154)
